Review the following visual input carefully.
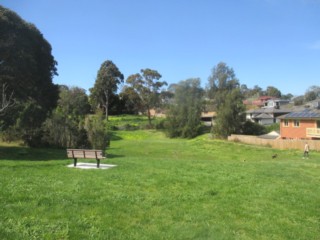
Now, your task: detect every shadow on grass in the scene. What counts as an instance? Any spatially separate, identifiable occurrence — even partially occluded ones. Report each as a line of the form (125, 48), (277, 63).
(109, 132), (123, 141)
(0, 146), (66, 161)
(106, 153), (125, 159)
(0, 146), (126, 161)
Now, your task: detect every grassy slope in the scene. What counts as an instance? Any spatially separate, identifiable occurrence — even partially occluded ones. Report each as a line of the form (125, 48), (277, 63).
(0, 129), (319, 239)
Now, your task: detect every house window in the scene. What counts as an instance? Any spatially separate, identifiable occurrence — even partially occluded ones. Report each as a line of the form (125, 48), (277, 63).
(283, 120), (289, 127)
(293, 120), (300, 127)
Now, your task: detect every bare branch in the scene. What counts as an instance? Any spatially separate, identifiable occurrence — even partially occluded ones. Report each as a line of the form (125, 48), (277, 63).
(0, 83), (15, 114)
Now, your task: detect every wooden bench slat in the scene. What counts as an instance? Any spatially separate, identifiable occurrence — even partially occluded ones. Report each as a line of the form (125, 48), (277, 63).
(66, 149), (106, 168)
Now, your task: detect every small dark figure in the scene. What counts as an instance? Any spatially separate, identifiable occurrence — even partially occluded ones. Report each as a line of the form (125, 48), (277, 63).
(272, 154), (277, 159)
(303, 143), (309, 159)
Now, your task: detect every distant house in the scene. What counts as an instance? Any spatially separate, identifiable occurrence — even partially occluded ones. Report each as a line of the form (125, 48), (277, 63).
(201, 112), (216, 126)
(149, 108), (166, 118)
(148, 109), (217, 126)
(278, 102), (320, 139)
(246, 107), (291, 125)
(245, 98), (291, 125)
(243, 96), (276, 108)
(262, 99), (290, 109)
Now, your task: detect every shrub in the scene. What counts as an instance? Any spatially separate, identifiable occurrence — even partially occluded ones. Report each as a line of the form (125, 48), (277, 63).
(241, 120), (266, 135)
(84, 113), (108, 151)
(265, 123), (279, 133)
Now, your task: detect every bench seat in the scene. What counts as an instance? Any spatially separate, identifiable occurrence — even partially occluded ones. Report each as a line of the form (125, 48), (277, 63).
(67, 149), (106, 168)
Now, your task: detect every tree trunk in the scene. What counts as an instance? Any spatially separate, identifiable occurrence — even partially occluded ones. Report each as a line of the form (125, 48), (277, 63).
(147, 107), (152, 127)
(104, 90), (109, 121)
(105, 104), (108, 121)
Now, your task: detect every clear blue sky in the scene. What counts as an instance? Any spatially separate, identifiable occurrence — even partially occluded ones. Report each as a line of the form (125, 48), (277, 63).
(2, 0), (320, 96)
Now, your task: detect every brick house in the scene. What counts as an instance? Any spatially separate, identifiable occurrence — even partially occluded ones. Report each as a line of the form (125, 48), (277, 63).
(278, 107), (320, 139)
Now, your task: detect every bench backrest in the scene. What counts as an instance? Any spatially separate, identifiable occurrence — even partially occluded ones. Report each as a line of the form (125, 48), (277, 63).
(67, 149), (105, 159)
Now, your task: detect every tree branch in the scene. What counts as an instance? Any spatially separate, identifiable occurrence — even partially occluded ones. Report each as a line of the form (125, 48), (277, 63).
(0, 83), (15, 114)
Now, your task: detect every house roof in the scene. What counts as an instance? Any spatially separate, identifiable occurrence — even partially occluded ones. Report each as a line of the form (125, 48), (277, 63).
(201, 112), (216, 118)
(278, 108), (320, 120)
(246, 108), (291, 114)
(254, 113), (273, 119)
(258, 96), (276, 100)
(258, 131), (280, 139)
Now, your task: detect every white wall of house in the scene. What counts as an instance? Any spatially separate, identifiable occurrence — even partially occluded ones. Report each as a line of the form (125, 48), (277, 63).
(258, 118), (275, 125)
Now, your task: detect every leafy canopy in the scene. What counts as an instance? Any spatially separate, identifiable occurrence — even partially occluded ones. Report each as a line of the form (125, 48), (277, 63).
(166, 78), (204, 138)
(89, 60), (124, 119)
(208, 62), (245, 138)
(126, 68), (167, 126)
(0, 5), (58, 146)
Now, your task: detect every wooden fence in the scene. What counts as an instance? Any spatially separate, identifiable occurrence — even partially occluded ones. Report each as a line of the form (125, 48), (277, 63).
(228, 134), (320, 151)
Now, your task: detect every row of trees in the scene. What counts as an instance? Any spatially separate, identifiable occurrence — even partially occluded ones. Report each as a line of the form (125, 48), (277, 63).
(1, 5), (319, 148)
(87, 61), (273, 139)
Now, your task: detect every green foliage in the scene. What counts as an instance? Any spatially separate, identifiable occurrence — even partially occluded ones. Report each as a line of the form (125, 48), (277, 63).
(125, 68), (167, 126)
(281, 93), (293, 100)
(241, 120), (267, 135)
(108, 93), (135, 115)
(266, 86), (281, 98)
(89, 60), (124, 119)
(0, 6), (58, 145)
(207, 62), (239, 106)
(108, 115), (166, 131)
(305, 91), (317, 101)
(0, 6), (58, 108)
(304, 85), (320, 102)
(208, 62), (245, 139)
(241, 85), (264, 98)
(118, 88), (142, 114)
(58, 85), (91, 116)
(166, 78), (204, 138)
(265, 123), (280, 133)
(213, 88), (245, 138)
(14, 101), (48, 147)
(0, 83), (15, 114)
(42, 110), (89, 148)
(84, 112), (108, 150)
(293, 95), (304, 106)
(42, 86), (90, 148)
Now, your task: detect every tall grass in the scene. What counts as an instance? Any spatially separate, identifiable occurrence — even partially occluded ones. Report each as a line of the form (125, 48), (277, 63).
(0, 129), (319, 239)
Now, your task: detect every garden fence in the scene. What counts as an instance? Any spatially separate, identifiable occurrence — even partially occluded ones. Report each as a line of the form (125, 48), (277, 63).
(228, 134), (320, 151)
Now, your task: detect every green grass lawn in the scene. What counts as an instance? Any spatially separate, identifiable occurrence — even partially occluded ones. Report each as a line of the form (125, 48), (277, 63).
(0, 130), (320, 239)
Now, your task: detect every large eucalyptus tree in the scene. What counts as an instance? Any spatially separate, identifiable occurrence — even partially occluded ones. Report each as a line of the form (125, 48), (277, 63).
(126, 68), (167, 126)
(89, 60), (124, 120)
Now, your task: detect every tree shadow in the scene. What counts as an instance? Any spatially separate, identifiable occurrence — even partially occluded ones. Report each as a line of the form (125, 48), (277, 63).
(106, 153), (125, 159)
(109, 132), (123, 141)
(0, 146), (66, 161)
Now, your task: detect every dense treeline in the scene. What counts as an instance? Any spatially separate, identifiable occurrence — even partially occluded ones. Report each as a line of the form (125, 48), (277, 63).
(0, 5), (58, 146)
(1, 5), (319, 147)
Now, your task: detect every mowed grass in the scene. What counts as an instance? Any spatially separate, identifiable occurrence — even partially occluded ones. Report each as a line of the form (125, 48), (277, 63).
(0, 130), (320, 239)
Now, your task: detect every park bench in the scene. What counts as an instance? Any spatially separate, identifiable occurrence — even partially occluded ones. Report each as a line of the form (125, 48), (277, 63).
(67, 149), (106, 168)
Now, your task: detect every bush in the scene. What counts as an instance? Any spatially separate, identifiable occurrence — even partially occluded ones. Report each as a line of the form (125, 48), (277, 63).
(84, 113), (108, 151)
(265, 123), (279, 133)
(42, 112), (90, 149)
(2, 126), (21, 143)
(155, 119), (167, 130)
(241, 121), (267, 135)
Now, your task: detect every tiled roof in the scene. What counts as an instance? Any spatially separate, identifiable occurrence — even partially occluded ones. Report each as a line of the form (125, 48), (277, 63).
(278, 109), (320, 119)
(254, 113), (273, 119)
(246, 108), (291, 114)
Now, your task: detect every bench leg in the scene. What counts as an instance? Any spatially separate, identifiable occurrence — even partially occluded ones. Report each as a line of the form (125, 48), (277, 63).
(74, 158), (77, 167)
(97, 159), (100, 168)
